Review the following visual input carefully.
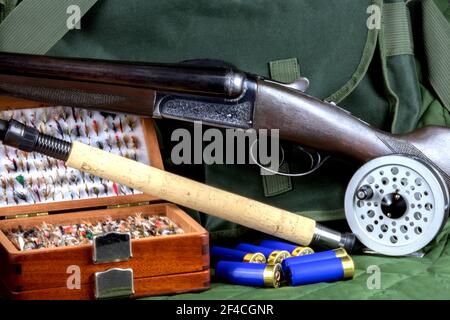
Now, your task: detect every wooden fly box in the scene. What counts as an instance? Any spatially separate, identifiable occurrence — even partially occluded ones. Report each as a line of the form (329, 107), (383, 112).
(0, 101), (210, 300)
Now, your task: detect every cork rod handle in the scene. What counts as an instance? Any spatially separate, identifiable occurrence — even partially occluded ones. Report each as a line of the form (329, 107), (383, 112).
(66, 141), (317, 245)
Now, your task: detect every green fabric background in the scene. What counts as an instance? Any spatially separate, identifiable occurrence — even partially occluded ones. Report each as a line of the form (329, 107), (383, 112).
(49, 0), (385, 239)
(50, 0), (372, 100)
(2, 0), (450, 299)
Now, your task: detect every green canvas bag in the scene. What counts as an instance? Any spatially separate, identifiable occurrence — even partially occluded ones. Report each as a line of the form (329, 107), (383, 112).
(1, 0), (449, 240)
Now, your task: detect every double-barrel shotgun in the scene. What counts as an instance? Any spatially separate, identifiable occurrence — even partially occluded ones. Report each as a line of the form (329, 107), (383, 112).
(0, 52), (449, 188)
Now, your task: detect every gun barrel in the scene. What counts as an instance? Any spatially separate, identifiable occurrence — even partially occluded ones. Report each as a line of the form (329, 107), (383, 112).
(0, 52), (246, 98)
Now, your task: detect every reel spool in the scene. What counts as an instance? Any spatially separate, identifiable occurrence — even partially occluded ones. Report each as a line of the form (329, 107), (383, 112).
(345, 155), (449, 256)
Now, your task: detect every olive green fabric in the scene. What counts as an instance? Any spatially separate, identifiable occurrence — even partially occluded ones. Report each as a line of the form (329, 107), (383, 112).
(409, 0), (450, 127)
(0, 0), (20, 22)
(382, 2), (413, 57)
(0, 0), (99, 54)
(2, 0), (450, 301)
(422, 0), (450, 112)
(418, 84), (450, 127)
(47, 0), (382, 239)
(49, 0), (377, 100)
(46, 0), (435, 234)
(261, 162), (292, 197)
(379, 1), (422, 134)
(268, 58), (301, 83)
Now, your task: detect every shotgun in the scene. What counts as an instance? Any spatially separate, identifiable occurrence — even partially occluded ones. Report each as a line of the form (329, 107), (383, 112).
(0, 52), (449, 188)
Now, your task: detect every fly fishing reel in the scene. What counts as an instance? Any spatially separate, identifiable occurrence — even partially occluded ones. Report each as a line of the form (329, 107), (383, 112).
(345, 155), (449, 256)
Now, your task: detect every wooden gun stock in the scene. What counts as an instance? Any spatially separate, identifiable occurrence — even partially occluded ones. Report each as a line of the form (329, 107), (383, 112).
(254, 80), (450, 186)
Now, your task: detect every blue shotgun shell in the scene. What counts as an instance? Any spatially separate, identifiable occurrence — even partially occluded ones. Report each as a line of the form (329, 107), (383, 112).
(210, 246), (266, 264)
(215, 261), (282, 288)
(281, 248), (348, 273)
(236, 243), (290, 264)
(259, 240), (314, 256)
(287, 256), (354, 286)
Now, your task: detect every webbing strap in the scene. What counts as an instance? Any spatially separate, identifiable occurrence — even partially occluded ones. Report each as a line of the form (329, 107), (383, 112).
(422, 0), (450, 112)
(383, 2), (414, 56)
(0, 0), (99, 54)
(261, 58), (299, 197)
(268, 58), (301, 84)
(262, 162), (292, 197)
(325, 0), (381, 104)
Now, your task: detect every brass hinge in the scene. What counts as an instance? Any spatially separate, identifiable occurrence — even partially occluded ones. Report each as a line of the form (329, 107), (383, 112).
(107, 201), (150, 209)
(5, 212), (49, 220)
